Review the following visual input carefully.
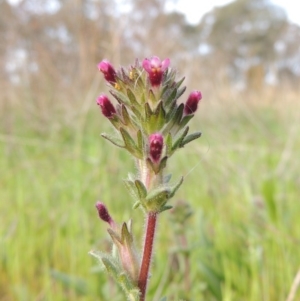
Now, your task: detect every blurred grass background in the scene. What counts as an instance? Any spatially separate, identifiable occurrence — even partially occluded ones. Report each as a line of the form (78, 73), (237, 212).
(1, 0), (300, 300)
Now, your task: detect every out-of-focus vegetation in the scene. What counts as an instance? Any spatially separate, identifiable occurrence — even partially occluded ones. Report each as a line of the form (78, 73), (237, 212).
(1, 0), (300, 300)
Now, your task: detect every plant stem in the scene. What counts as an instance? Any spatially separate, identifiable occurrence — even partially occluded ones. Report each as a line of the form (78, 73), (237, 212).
(138, 212), (157, 301)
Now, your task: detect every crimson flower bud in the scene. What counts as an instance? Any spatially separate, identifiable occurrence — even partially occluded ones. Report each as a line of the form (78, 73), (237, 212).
(95, 201), (115, 227)
(96, 95), (116, 118)
(97, 60), (117, 84)
(184, 90), (202, 115)
(142, 56), (170, 87)
(149, 133), (164, 162)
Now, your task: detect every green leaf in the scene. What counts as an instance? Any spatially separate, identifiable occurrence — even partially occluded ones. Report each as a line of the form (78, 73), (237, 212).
(124, 179), (139, 200)
(110, 90), (130, 105)
(127, 88), (140, 108)
(159, 205), (173, 213)
(154, 101), (166, 130)
(137, 129), (143, 150)
(181, 132), (202, 147)
(121, 222), (133, 244)
(148, 89), (157, 105)
(178, 114), (193, 130)
(169, 176), (184, 199)
(176, 86), (186, 100)
(164, 87), (178, 108)
(165, 133), (172, 155)
(131, 105), (143, 120)
(102, 257), (119, 278)
(134, 179), (147, 199)
(145, 187), (170, 212)
(101, 133), (124, 148)
(120, 127), (142, 158)
(175, 76), (185, 89)
(158, 156), (168, 173)
(162, 104), (184, 135)
(171, 126), (189, 152)
(121, 105), (131, 126)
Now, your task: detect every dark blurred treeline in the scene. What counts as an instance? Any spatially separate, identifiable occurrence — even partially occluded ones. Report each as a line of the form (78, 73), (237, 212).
(1, 0), (300, 116)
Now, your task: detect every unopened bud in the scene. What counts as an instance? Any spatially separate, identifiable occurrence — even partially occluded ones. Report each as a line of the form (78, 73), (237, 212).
(97, 60), (117, 84)
(149, 133), (164, 162)
(95, 202), (115, 227)
(96, 95), (116, 118)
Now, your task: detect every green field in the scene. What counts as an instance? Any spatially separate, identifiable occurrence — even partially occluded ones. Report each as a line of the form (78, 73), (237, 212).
(1, 89), (300, 301)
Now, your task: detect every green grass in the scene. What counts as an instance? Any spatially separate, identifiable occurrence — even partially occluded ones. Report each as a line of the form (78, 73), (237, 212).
(1, 92), (300, 301)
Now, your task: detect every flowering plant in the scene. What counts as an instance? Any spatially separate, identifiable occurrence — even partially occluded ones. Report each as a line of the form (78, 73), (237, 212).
(90, 56), (202, 301)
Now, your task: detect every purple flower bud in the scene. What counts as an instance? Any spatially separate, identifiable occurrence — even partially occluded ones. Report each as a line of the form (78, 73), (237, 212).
(142, 56), (170, 87)
(97, 60), (117, 84)
(95, 201), (115, 227)
(149, 133), (164, 162)
(184, 90), (202, 115)
(96, 95), (116, 118)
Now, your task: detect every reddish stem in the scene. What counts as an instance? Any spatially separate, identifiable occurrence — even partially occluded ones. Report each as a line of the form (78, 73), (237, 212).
(138, 213), (157, 301)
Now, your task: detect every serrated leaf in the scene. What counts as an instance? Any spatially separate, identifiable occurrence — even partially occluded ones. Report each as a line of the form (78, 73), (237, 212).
(101, 133), (124, 148)
(134, 179), (147, 199)
(181, 132), (202, 147)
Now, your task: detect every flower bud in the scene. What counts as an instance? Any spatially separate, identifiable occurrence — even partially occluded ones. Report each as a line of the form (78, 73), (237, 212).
(184, 90), (202, 115)
(95, 201), (115, 227)
(97, 60), (117, 84)
(142, 56), (170, 87)
(149, 133), (164, 162)
(96, 95), (116, 118)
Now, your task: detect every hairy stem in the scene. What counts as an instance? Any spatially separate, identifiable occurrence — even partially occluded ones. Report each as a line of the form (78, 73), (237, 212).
(138, 212), (157, 301)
